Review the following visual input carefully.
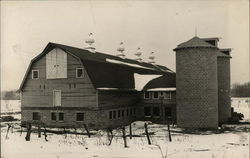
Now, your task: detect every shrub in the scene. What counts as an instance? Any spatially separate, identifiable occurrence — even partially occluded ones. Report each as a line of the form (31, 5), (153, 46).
(0, 115), (18, 122)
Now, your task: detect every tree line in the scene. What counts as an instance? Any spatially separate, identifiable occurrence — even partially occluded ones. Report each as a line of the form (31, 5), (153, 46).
(1, 90), (20, 100)
(231, 82), (250, 97)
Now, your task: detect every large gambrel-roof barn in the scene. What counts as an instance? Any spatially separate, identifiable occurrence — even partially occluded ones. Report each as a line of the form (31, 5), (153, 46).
(19, 36), (232, 130)
(19, 42), (176, 129)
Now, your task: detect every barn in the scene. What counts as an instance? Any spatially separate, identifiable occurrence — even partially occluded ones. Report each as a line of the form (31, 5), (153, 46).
(19, 36), (232, 129)
(18, 42), (176, 129)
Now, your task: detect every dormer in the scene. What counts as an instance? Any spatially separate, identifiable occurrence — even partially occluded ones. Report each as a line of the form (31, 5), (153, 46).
(201, 37), (220, 47)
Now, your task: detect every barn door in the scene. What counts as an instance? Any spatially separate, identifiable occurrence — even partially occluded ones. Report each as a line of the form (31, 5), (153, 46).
(46, 48), (67, 79)
(46, 49), (57, 79)
(53, 90), (61, 106)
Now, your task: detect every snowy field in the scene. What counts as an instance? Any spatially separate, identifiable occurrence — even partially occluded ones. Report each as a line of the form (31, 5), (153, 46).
(1, 98), (249, 158)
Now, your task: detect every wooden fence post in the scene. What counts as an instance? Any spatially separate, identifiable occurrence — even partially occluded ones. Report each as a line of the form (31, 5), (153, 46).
(63, 127), (67, 138)
(144, 123), (151, 145)
(20, 125), (23, 136)
(167, 118), (172, 142)
(25, 123), (32, 141)
(129, 124), (132, 139)
(6, 124), (11, 139)
(84, 124), (91, 138)
(74, 127), (77, 136)
(43, 125), (48, 141)
(38, 123), (41, 138)
(107, 128), (113, 146)
(122, 127), (128, 148)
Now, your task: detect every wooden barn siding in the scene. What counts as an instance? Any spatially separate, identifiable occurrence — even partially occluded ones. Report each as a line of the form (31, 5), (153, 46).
(22, 109), (99, 128)
(21, 53), (97, 108)
(135, 92), (176, 121)
(139, 92), (176, 104)
(97, 90), (138, 109)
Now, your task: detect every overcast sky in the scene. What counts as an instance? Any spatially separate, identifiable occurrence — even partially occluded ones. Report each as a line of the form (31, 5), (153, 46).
(1, 0), (249, 91)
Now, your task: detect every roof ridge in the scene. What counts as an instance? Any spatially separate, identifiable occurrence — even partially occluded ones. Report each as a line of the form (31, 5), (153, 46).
(174, 36), (217, 51)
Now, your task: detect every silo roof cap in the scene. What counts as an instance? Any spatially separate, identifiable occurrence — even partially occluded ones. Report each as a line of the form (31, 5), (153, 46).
(174, 36), (217, 51)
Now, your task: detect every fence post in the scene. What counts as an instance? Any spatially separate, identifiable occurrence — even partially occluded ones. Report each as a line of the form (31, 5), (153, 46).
(84, 124), (91, 138)
(25, 123), (32, 141)
(144, 123), (151, 145)
(6, 124), (12, 139)
(167, 118), (172, 142)
(38, 123), (41, 138)
(129, 124), (132, 139)
(107, 128), (113, 146)
(43, 124), (48, 141)
(122, 127), (128, 148)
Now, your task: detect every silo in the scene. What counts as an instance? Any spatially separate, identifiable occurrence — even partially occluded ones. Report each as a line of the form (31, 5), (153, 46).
(217, 49), (232, 123)
(173, 36), (218, 129)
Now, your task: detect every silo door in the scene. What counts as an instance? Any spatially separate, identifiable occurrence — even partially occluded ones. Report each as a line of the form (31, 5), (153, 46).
(53, 90), (61, 106)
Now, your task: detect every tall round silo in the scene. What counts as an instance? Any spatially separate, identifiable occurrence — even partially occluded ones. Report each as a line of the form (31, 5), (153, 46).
(173, 36), (218, 129)
(217, 49), (232, 123)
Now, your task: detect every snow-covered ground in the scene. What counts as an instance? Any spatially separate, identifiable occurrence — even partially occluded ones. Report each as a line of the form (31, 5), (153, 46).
(1, 98), (249, 158)
(1, 100), (21, 113)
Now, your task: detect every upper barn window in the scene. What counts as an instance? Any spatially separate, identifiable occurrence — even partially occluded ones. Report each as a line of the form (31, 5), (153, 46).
(76, 68), (84, 78)
(153, 92), (159, 99)
(165, 92), (171, 99)
(32, 70), (39, 79)
(144, 91), (150, 99)
(46, 48), (67, 79)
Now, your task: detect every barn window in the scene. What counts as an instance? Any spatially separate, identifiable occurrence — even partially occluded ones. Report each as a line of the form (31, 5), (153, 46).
(144, 107), (151, 117)
(76, 68), (84, 78)
(153, 92), (159, 99)
(51, 112), (57, 121)
(126, 109), (129, 116)
(160, 92), (164, 97)
(153, 107), (160, 117)
(165, 107), (172, 117)
(113, 111), (116, 119)
(144, 91), (150, 99)
(165, 92), (171, 99)
(121, 110), (124, 117)
(32, 70), (39, 79)
(118, 110), (121, 118)
(76, 113), (84, 121)
(133, 108), (136, 115)
(109, 111), (112, 119)
(130, 109), (133, 115)
(32, 112), (40, 120)
(59, 112), (64, 121)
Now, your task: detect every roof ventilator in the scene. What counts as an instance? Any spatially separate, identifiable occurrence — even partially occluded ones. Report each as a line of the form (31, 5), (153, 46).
(116, 42), (125, 58)
(85, 32), (96, 53)
(134, 47), (143, 62)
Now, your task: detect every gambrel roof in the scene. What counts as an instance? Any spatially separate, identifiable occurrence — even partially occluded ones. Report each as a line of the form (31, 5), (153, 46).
(19, 42), (175, 91)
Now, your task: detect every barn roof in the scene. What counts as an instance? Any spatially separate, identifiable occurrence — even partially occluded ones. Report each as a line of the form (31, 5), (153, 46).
(174, 36), (216, 51)
(19, 42), (175, 91)
(173, 36), (231, 58)
(143, 73), (176, 90)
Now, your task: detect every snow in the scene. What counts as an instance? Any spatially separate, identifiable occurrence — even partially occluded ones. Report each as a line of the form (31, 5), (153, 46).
(1, 98), (249, 158)
(231, 97), (250, 121)
(1, 121), (249, 158)
(134, 73), (162, 91)
(1, 100), (21, 113)
(106, 58), (155, 70)
(96, 88), (120, 90)
(146, 88), (176, 91)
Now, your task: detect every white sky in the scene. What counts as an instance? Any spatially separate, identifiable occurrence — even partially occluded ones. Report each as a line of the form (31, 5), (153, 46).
(1, 0), (249, 91)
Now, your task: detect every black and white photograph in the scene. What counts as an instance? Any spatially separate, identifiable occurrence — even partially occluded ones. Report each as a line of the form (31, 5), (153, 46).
(1, 0), (249, 158)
